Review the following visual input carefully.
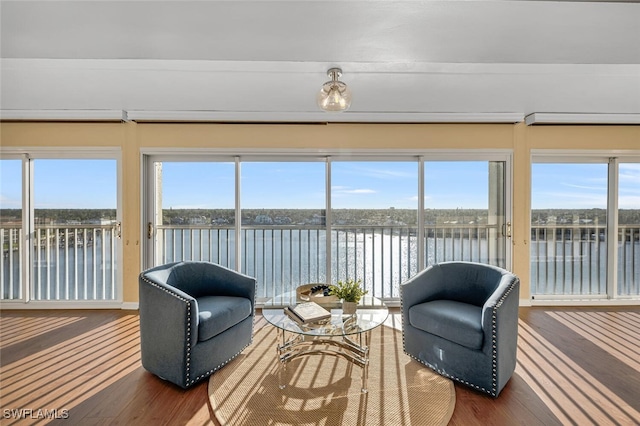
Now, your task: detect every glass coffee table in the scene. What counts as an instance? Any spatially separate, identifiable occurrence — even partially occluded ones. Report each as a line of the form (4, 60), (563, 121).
(262, 292), (389, 393)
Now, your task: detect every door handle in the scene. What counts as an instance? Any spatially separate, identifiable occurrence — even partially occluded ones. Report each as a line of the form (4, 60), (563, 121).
(502, 222), (512, 238)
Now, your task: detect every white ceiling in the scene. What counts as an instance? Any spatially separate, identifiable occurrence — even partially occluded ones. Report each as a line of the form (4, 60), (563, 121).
(1, 0), (639, 123)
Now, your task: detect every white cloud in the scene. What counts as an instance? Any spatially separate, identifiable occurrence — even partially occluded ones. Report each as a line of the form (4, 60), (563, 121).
(341, 189), (376, 195)
(561, 182), (607, 191)
(331, 186), (376, 196)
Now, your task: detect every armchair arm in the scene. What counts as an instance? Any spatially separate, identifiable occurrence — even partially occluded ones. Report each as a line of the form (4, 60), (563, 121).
(481, 272), (520, 355)
(139, 271), (199, 350)
(481, 273), (520, 330)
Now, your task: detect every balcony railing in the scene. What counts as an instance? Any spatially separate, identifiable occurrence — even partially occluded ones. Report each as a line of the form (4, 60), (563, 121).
(1, 224), (118, 301)
(157, 223), (505, 300)
(2, 223), (638, 302)
(531, 224), (640, 296)
(1, 225), (22, 300)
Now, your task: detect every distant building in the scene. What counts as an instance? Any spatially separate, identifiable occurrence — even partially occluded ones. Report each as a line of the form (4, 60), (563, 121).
(87, 218), (116, 225)
(254, 214), (273, 224)
(274, 216), (292, 225)
(189, 216), (207, 225)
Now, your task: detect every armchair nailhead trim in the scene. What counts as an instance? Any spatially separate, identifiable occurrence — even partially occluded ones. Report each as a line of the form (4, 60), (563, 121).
(139, 273), (259, 388)
(401, 273), (519, 398)
(490, 276), (519, 396)
(140, 274), (194, 386)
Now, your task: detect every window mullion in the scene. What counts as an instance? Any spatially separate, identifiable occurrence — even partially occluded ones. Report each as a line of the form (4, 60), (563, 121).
(607, 157), (619, 299)
(235, 156), (242, 272)
(23, 155), (33, 302)
(418, 156), (425, 270)
(325, 156), (332, 285)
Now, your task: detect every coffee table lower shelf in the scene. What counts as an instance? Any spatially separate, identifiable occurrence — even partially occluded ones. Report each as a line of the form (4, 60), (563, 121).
(276, 328), (371, 393)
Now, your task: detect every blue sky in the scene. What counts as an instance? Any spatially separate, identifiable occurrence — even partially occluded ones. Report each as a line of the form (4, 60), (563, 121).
(532, 163), (640, 210)
(0, 159), (117, 209)
(1, 159), (639, 210)
(161, 161), (490, 210)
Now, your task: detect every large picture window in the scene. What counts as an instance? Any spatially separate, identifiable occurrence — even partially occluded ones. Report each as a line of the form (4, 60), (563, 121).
(144, 153), (511, 302)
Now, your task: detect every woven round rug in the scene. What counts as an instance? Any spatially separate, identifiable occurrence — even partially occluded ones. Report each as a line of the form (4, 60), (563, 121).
(208, 325), (455, 426)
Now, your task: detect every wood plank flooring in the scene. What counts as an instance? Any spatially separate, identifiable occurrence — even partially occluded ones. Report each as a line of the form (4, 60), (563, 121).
(1, 307), (638, 425)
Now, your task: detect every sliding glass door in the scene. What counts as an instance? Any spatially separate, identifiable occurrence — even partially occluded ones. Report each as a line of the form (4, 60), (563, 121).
(0, 153), (122, 304)
(531, 155), (640, 300)
(424, 160), (508, 268)
(148, 161), (236, 267)
(242, 161), (326, 297)
(531, 162), (608, 297)
(618, 162), (640, 296)
(331, 161), (418, 298)
(31, 159), (119, 301)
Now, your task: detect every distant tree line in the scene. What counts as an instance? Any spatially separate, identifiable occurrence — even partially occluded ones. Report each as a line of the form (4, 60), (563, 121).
(1, 207), (639, 225)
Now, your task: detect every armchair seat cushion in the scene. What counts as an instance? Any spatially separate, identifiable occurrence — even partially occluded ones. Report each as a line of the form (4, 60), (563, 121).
(409, 300), (484, 350)
(197, 296), (252, 342)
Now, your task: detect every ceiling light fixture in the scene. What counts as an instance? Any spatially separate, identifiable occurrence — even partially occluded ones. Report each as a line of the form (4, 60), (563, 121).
(317, 68), (352, 112)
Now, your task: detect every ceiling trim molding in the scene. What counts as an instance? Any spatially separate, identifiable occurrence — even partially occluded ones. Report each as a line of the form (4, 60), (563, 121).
(0, 109), (128, 121)
(525, 113), (640, 125)
(127, 110), (524, 123)
(4, 58), (639, 76)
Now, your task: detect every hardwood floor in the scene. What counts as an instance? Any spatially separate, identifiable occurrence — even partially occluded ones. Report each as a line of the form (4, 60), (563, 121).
(1, 307), (638, 425)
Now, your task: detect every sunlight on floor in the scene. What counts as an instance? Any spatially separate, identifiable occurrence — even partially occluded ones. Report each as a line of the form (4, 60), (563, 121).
(0, 315), (85, 349)
(516, 318), (640, 425)
(1, 314), (141, 416)
(547, 311), (640, 371)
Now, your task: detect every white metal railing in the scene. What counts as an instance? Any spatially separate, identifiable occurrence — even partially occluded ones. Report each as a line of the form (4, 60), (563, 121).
(4, 223), (636, 302)
(1, 224), (118, 301)
(617, 226), (640, 296)
(531, 224), (640, 296)
(1, 225), (22, 300)
(156, 223), (505, 300)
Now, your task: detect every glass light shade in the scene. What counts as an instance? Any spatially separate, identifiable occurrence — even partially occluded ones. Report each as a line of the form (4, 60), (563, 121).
(317, 81), (352, 112)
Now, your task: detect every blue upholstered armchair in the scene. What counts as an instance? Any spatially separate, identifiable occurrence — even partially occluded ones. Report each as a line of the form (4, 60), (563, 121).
(139, 261), (257, 389)
(401, 261), (520, 397)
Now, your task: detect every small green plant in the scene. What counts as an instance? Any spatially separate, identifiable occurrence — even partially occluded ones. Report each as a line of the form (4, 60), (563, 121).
(329, 279), (368, 303)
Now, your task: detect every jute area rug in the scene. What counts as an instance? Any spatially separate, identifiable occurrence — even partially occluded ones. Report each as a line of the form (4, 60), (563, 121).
(208, 325), (455, 426)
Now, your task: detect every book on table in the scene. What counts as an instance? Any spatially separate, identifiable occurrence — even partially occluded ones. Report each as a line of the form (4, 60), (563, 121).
(285, 301), (331, 324)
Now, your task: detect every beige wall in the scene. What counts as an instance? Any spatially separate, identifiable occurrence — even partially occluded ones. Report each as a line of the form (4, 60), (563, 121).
(2, 121), (638, 304)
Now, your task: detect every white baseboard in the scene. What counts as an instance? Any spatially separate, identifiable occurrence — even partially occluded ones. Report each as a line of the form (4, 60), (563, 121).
(0, 301), (140, 310)
(121, 302), (139, 310)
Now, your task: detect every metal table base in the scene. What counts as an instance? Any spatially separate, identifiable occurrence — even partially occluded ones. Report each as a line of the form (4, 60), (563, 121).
(276, 327), (372, 393)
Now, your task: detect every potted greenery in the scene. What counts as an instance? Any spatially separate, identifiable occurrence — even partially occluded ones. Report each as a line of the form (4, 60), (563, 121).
(329, 279), (367, 315)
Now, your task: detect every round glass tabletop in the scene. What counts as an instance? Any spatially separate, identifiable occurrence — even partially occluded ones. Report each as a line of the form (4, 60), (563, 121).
(262, 292), (389, 337)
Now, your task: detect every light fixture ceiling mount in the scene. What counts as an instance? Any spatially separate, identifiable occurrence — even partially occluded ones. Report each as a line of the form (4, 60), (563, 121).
(317, 68), (352, 112)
